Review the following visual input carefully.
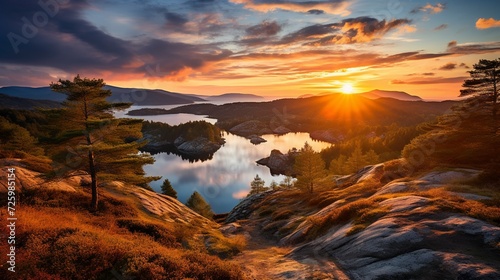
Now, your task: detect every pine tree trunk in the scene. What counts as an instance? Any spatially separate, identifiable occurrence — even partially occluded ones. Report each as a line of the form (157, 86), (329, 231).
(493, 70), (498, 118)
(88, 150), (98, 211)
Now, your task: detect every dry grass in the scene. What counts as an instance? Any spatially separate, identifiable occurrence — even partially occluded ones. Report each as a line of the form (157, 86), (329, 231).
(204, 230), (247, 258)
(419, 188), (500, 225)
(305, 198), (382, 240)
(0, 188), (244, 279)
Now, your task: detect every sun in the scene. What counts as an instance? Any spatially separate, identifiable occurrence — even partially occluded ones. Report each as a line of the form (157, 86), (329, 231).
(341, 83), (354, 94)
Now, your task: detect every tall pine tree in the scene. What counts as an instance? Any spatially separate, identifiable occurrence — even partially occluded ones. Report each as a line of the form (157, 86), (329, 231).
(460, 58), (500, 117)
(161, 179), (177, 199)
(247, 174), (268, 197)
(294, 142), (325, 193)
(50, 75), (158, 211)
(186, 191), (214, 219)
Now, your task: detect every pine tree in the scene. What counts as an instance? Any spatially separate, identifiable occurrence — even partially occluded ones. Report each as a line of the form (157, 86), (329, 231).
(269, 180), (279, 190)
(279, 176), (295, 189)
(294, 142), (326, 193)
(247, 174), (268, 197)
(345, 142), (366, 173)
(186, 191), (214, 219)
(0, 116), (43, 156)
(460, 58), (499, 117)
(49, 75), (158, 211)
(161, 179), (177, 198)
(329, 154), (347, 175)
(363, 149), (380, 166)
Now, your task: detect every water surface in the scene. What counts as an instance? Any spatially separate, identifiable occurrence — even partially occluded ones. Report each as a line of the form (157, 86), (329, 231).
(146, 132), (331, 213)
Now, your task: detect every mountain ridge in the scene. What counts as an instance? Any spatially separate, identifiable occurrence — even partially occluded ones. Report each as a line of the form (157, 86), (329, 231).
(359, 89), (422, 101)
(0, 85), (205, 106)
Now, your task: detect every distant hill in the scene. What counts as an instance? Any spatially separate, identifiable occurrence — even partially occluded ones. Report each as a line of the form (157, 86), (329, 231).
(193, 93), (265, 103)
(133, 93), (457, 136)
(358, 89), (422, 101)
(0, 93), (61, 109)
(0, 86), (65, 102)
(0, 85), (205, 105)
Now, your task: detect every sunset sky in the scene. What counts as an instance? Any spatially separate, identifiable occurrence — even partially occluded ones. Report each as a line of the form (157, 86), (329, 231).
(1, 0), (500, 100)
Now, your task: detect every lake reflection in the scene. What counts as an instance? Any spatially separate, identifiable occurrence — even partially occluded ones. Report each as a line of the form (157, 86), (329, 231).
(146, 132), (332, 213)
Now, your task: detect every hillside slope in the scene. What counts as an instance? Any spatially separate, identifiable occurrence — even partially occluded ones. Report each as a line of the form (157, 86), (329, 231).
(225, 160), (500, 279)
(0, 93), (61, 109)
(0, 159), (245, 279)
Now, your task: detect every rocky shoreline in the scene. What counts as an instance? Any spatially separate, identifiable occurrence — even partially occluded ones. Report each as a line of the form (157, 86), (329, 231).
(141, 134), (224, 159)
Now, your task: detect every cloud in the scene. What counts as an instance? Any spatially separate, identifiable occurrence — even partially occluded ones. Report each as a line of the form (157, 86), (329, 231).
(446, 41), (500, 54)
(434, 24), (448, 31)
(229, 0), (350, 15)
(246, 20), (282, 37)
(220, 49), (452, 81)
(407, 72), (436, 76)
(307, 9), (325, 15)
(391, 76), (467, 85)
(476, 18), (500, 29)
(437, 62), (470, 70)
(411, 3), (445, 14)
(438, 63), (456, 70)
(279, 17), (412, 46)
(0, 0), (233, 83)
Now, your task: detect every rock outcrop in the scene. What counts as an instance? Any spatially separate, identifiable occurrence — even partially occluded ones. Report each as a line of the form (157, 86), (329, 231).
(309, 130), (343, 143)
(226, 191), (273, 223)
(226, 160), (500, 279)
(1, 159), (217, 229)
(125, 185), (216, 227)
(0, 159), (86, 193)
(247, 134), (267, 145)
(229, 120), (272, 136)
(256, 150), (294, 175)
(374, 168), (482, 196)
(174, 136), (222, 155)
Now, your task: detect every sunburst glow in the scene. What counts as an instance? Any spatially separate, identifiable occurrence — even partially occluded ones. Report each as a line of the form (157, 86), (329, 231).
(341, 83), (354, 94)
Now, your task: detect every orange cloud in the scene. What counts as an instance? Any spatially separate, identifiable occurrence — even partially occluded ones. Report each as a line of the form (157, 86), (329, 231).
(229, 0), (351, 15)
(280, 17), (413, 46)
(412, 3), (445, 14)
(391, 76), (467, 85)
(476, 18), (500, 29)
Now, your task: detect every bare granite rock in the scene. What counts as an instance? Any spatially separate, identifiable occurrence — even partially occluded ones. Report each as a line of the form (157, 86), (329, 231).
(175, 136), (222, 155)
(226, 191), (274, 223)
(247, 134), (267, 145)
(256, 149), (294, 175)
(229, 120), (272, 136)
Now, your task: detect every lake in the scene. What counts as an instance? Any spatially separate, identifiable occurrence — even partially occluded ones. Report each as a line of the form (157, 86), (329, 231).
(117, 105), (332, 213)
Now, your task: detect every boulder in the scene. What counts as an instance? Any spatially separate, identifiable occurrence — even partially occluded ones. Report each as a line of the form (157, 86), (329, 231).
(247, 134), (267, 145)
(256, 149), (293, 175)
(220, 222), (243, 235)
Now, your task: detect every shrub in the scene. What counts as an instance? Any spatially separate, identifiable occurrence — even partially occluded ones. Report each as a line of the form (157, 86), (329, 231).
(116, 219), (178, 247)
